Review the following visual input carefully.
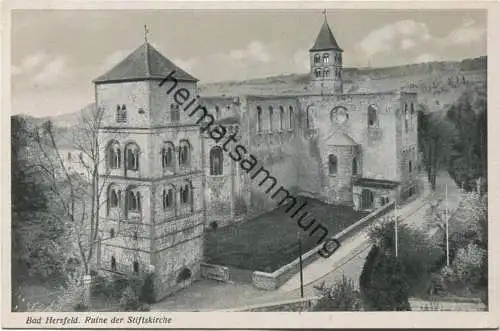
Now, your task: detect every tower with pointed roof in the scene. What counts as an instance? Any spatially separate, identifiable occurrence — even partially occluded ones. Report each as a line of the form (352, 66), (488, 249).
(309, 13), (343, 93)
(94, 39), (205, 300)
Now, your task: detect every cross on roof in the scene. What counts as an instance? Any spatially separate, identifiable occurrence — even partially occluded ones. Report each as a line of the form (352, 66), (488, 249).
(144, 24), (149, 43)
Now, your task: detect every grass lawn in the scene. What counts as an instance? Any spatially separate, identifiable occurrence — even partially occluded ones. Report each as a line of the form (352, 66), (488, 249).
(204, 197), (369, 272)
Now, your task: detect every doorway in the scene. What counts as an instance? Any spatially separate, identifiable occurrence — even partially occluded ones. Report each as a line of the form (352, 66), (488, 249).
(361, 189), (374, 210)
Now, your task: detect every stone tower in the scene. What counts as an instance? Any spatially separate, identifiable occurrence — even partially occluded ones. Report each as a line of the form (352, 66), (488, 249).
(94, 40), (205, 301)
(309, 14), (343, 93)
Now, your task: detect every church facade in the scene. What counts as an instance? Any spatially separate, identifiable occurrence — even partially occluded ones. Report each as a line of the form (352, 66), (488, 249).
(93, 17), (419, 300)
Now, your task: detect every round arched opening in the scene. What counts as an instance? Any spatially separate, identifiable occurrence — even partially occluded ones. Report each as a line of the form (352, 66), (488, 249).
(177, 268), (192, 283)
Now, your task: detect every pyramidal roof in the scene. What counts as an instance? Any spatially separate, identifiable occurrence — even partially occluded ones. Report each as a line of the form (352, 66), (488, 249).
(94, 42), (198, 84)
(310, 19), (342, 52)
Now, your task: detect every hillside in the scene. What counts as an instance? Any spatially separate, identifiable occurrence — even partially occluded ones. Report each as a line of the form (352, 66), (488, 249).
(22, 56), (486, 132)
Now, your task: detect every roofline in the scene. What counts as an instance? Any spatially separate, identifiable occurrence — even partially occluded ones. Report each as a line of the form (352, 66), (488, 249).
(93, 76), (199, 84)
(309, 47), (343, 52)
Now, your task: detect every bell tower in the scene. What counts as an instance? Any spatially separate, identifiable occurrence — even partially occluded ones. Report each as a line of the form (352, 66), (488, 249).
(309, 11), (343, 93)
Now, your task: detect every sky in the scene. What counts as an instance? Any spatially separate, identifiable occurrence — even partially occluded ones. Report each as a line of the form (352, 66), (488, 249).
(11, 9), (487, 117)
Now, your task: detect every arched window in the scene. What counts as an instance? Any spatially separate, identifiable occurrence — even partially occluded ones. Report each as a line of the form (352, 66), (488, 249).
(289, 106), (294, 129)
(314, 54), (321, 64)
(126, 188), (141, 213)
(368, 105), (378, 127)
(180, 183), (192, 205)
(170, 104), (180, 122)
(409, 160), (412, 173)
(279, 106), (285, 130)
(328, 154), (338, 175)
(323, 69), (330, 78)
(268, 106), (274, 131)
(163, 187), (174, 210)
(133, 232), (138, 240)
(125, 143), (139, 171)
(323, 53), (329, 64)
(352, 156), (358, 175)
(111, 256), (116, 271)
(215, 106), (220, 120)
(306, 107), (311, 128)
(108, 187), (119, 208)
(210, 146), (224, 175)
(133, 261), (139, 273)
(257, 106), (262, 132)
(110, 228), (115, 238)
(178, 140), (191, 167)
(314, 69), (321, 78)
(107, 141), (121, 169)
(161, 142), (175, 169)
(404, 103), (409, 131)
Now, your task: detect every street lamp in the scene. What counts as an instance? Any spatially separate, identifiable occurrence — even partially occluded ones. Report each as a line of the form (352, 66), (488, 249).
(297, 231), (304, 298)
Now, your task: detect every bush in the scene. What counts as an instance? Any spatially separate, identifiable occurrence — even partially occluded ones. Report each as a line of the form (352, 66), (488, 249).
(209, 221), (218, 231)
(313, 276), (361, 311)
(140, 274), (156, 304)
(119, 286), (141, 311)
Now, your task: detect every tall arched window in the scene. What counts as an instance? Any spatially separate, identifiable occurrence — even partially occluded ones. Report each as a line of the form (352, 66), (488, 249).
(126, 188), (141, 214)
(409, 160), (412, 173)
(161, 142), (175, 169)
(329, 155), (338, 175)
(171, 104), (180, 122)
(180, 183), (192, 205)
(315, 69), (321, 78)
(306, 106), (313, 129)
(257, 106), (262, 132)
(215, 106), (220, 120)
(111, 256), (117, 271)
(323, 53), (329, 64)
(133, 261), (139, 273)
(125, 143), (139, 171)
(268, 106), (274, 131)
(163, 187), (174, 210)
(352, 156), (358, 175)
(314, 54), (321, 64)
(289, 106), (294, 129)
(108, 186), (120, 213)
(404, 104), (409, 131)
(107, 141), (121, 169)
(210, 146), (223, 175)
(368, 105), (378, 127)
(323, 69), (330, 78)
(178, 140), (191, 167)
(110, 228), (115, 238)
(279, 106), (285, 130)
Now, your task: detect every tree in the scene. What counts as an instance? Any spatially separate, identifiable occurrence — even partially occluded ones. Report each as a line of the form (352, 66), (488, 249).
(313, 275), (362, 311)
(360, 250), (411, 311)
(417, 105), (453, 190)
(32, 106), (109, 279)
(446, 87), (487, 192)
(367, 221), (443, 296)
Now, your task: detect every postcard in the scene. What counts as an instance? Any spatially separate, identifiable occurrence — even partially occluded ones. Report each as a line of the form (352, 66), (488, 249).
(2, 0), (498, 329)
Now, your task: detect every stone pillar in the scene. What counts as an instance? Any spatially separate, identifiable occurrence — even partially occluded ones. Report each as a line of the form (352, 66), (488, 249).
(83, 274), (92, 308)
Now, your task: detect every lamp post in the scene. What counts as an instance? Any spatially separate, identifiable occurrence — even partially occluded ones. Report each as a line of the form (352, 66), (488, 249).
(297, 231), (304, 298)
(394, 204), (399, 258)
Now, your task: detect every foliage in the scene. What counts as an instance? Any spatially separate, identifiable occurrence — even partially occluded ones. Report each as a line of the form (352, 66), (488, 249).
(140, 274), (156, 304)
(446, 87), (487, 192)
(368, 221), (444, 295)
(313, 275), (362, 311)
(451, 243), (485, 286)
(209, 221), (218, 231)
(119, 286), (141, 311)
(359, 250), (411, 311)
